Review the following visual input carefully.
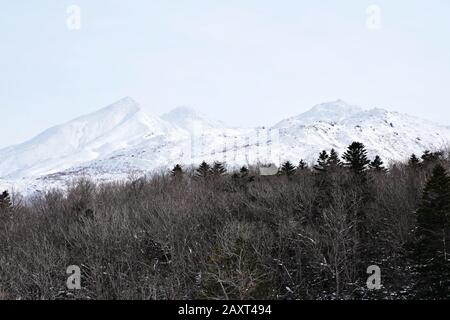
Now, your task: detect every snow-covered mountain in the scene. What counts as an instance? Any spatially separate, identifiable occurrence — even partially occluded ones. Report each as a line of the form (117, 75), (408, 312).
(1, 98), (449, 195)
(273, 100), (450, 164)
(161, 106), (231, 135)
(0, 97), (177, 179)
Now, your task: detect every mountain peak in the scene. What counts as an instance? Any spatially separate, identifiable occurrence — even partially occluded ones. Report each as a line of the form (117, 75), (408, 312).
(98, 97), (141, 115)
(309, 100), (363, 114)
(3, 97), (450, 193)
(161, 106), (230, 133)
(165, 106), (199, 118)
(274, 100), (365, 127)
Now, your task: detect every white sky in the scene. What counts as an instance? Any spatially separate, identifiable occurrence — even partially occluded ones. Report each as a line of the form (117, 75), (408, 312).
(1, 0), (450, 148)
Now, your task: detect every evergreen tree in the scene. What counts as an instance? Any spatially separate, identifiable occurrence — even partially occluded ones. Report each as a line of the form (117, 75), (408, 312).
(171, 164), (184, 178)
(342, 142), (370, 174)
(211, 161), (227, 176)
(369, 155), (386, 172)
(422, 150), (443, 164)
(0, 190), (11, 211)
(409, 154), (421, 168)
(311, 150), (341, 224)
(195, 161), (212, 179)
(414, 164), (450, 298)
(232, 166), (254, 190)
(297, 159), (308, 171)
(421, 150), (432, 162)
(279, 161), (296, 177)
(314, 150), (329, 172)
(327, 149), (342, 169)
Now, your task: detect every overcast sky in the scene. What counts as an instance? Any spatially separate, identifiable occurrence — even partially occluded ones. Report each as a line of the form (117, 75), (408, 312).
(1, 0), (450, 148)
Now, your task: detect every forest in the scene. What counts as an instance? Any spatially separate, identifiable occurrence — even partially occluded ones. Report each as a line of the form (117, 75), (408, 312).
(0, 142), (449, 300)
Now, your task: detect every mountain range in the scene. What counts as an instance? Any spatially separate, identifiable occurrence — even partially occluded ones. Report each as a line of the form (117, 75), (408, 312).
(1, 97), (449, 195)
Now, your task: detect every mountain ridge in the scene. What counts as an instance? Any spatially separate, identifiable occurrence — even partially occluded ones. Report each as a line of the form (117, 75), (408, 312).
(1, 97), (449, 194)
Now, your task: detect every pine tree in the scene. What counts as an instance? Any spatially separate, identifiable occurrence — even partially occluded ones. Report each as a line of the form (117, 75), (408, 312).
(327, 149), (342, 169)
(311, 150), (340, 224)
(342, 142), (370, 174)
(0, 190), (11, 211)
(369, 155), (386, 172)
(171, 164), (184, 178)
(297, 159), (308, 171)
(211, 161), (227, 176)
(232, 166), (254, 190)
(195, 161), (212, 179)
(414, 164), (450, 298)
(409, 154), (421, 168)
(314, 150), (329, 172)
(421, 150), (432, 162)
(279, 161), (296, 177)
(422, 150), (443, 164)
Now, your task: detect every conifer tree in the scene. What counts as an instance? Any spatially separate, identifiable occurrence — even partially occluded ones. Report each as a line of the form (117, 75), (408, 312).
(369, 155), (386, 172)
(342, 142), (370, 174)
(297, 159), (308, 171)
(421, 150), (432, 162)
(421, 150), (443, 164)
(171, 164), (184, 178)
(232, 166), (254, 189)
(409, 154), (421, 168)
(211, 161), (227, 176)
(195, 161), (212, 179)
(314, 150), (329, 172)
(311, 150), (339, 223)
(279, 161), (296, 177)
(414, 164), (450, 298)
(327, 149), (342, 170)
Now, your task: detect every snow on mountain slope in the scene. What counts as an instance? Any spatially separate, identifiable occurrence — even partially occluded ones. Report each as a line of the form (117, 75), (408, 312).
(275, 100), (364, 127)
(1, 98), (450, 195)
(161, 106), (232, 135)
(46, 108), (253, 180)
(0, 97), (173, 179)
(274, 101), (450, 164)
